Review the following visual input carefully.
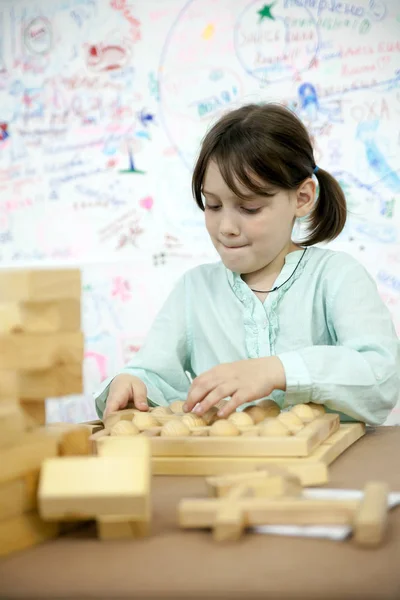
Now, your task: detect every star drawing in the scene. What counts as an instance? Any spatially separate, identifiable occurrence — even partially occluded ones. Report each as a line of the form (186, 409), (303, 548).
(257, 3), (276, 21)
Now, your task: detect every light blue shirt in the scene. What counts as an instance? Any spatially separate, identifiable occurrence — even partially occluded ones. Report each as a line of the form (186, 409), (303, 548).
(94, 247), (400, 425)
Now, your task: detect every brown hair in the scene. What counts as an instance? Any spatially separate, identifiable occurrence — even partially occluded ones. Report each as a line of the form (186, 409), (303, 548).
(192, 103), (347, 245)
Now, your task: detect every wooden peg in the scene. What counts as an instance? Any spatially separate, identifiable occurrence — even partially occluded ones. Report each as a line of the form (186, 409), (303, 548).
(353, 481), (389, 547)
(213, 483), (251, 542)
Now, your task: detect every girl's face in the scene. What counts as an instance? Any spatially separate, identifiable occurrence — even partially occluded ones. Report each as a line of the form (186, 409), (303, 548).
(203, 160), (305, 276)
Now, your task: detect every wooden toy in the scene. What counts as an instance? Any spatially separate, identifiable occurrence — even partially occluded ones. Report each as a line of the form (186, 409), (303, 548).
(19, 399), (46, 427)
(353, 481), (389, 547)
(209, 419), (240, 437)
(0, 331), (84, 370)
(0, 299), (80, 334)
(179, 480), (389, 547)
(161, 419), (190, 437)
(38, 455), (149, 520)
(0, 269), (81, 302)
(132, 412), (159, 430)
(111, 420), (140, 436)
(0, 472), (39, 520)
(259, 419), (290, 437)
(0, 364), (83, 400)
(42, 423), (93, 456)
(95, 436), (151, 538)
(0, 431), (59, 485)
(91, 404), (366, 485)
(206, 468), (303, 499)
(103, 408), (139, 430)
(0, 268), (94, 557)
(0, 400), (27, 447)
(0, 512), (59, 558)
(97, 515), (150, 540)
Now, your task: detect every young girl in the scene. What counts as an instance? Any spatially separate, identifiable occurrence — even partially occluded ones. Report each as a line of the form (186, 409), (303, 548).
(95, 103), (400, 425)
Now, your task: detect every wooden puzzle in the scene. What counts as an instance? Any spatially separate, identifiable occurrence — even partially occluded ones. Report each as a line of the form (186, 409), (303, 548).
(90, 403), (365, 485)
(179, 478), (389, 547)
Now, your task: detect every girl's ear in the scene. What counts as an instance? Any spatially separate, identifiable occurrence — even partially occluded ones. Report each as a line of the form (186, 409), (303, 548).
(294, 178), (316, 218)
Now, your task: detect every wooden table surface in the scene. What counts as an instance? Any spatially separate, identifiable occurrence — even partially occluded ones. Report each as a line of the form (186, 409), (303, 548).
(0, 426), (399, 600)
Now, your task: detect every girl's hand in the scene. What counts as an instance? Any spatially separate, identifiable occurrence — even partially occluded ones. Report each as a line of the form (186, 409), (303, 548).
(103, 374), (149, 418)
(183, 357), (286, 418)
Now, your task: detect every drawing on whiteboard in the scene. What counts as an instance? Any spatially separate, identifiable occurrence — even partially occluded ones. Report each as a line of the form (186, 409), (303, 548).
(0, 0), (398, 424)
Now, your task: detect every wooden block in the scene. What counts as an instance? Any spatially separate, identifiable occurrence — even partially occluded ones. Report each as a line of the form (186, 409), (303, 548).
(103, 408), (139, 430)
(207, 469), (302, 498)
(20, 399), (46, 426)
(213, 484), (249, 542)
(39, 453), (150, 521)
(0, 471), (39, 520)
(150, 414), (339, 458)
(0, 269), (81, 302)
(97, 515), (150, 540)
(0, 299), (80, 334)
(0, 431), (59, 484)
(96, 435), (151, 461)
(89, 429), (110, 454)
(179, 497), (360, 529)
(40, 424), (92, 456)
(213, 503), (244, 542)
(0, 511), (59, 557)
(0, 364), (83, 399)
(0, 401), (27, 447)
(0, 332), (84, 370)
(353, 481), (389, 547)
(152, 456), (328, 485)
(308, 423), (366, 465)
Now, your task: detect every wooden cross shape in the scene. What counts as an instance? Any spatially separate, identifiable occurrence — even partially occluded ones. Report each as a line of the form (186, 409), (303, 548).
(179, 474), (389, 547)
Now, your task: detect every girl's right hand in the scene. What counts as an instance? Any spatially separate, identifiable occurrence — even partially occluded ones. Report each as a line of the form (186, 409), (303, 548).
(103, 374), (149, 418)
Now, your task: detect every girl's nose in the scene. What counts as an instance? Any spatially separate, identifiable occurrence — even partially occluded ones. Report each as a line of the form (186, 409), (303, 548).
(219, 212), (240, 236)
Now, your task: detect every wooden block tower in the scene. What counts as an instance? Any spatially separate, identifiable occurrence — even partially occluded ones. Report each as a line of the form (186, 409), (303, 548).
(0, 268), (85, 556)
(0, 269), (83, 426)
(0, 269), (152, 555)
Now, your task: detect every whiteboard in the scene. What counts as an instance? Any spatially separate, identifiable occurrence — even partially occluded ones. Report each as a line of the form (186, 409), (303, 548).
(0, 0), (399, 423)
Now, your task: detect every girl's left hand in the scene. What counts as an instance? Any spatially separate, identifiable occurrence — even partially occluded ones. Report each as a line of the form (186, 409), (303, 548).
(183, 357), (286, 418)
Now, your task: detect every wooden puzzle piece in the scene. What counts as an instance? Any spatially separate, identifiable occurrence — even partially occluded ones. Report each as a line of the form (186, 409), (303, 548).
(179, 480), (390, 546)
(97, 514), (150, 540)
(206, 468), (302, 498)
(353, 481), (389, 547)
(39, 455), (149, 521)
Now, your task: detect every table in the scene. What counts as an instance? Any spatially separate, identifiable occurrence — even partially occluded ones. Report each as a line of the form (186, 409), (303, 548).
(0, 427), (399, 600)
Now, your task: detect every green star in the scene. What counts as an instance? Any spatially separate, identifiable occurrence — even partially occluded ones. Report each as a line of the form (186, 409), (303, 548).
(257, 3), (275, 21)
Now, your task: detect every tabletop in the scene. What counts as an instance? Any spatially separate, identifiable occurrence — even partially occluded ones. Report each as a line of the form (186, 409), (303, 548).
(0, 426), (399, 600)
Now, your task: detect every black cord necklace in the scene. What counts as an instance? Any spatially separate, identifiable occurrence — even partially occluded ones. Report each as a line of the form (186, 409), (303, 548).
(250, 247), (308, 293)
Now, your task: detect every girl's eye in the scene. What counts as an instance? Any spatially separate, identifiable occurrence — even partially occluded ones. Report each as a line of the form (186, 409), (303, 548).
(206, 205), (261, 214)
(242, 207), (261, 214)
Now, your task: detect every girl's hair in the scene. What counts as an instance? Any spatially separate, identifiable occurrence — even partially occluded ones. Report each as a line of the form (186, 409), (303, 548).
(192, 103), (347, 246)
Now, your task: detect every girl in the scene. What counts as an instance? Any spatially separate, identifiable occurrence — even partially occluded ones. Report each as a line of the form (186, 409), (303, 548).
(95, 103), (399, 425)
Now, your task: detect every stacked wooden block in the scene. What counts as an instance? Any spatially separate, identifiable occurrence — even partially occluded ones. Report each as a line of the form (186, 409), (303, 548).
(0, 269), (152, 557)
(0, 269), (83, 425)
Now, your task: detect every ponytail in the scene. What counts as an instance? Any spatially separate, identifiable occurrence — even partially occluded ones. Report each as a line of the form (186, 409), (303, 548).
(302, 168), (347, 246)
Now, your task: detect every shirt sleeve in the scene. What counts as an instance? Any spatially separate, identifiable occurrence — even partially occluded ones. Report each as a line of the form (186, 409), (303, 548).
(277, 259), (400, 425)
(93, 274), (192, 418)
